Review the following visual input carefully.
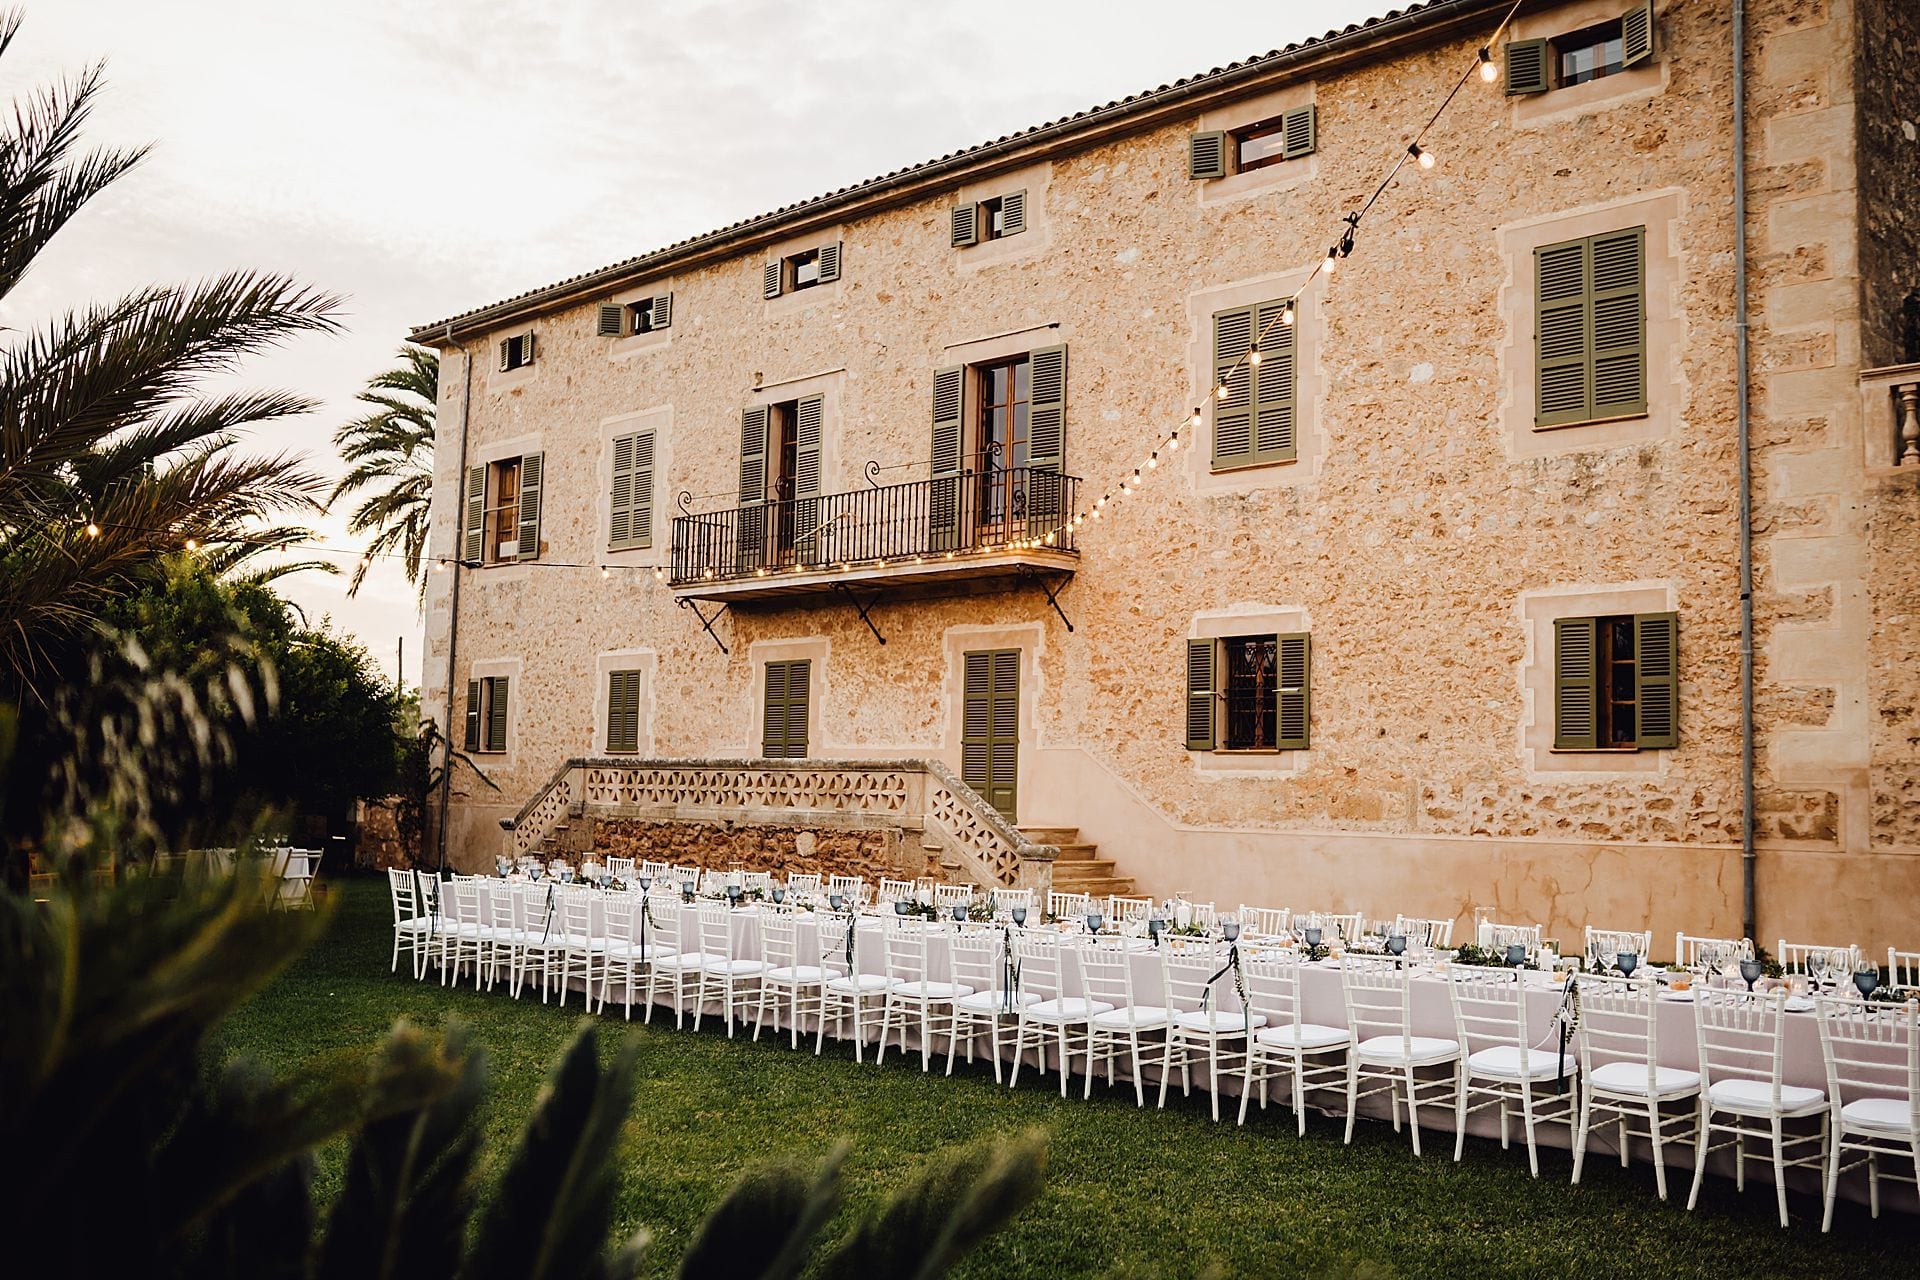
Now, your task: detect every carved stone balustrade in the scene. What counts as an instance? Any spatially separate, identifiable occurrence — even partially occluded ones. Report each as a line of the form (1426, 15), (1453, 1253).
(1860, 362), (1920, 469)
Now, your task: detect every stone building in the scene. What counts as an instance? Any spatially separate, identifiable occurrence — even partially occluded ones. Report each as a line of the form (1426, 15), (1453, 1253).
(412, 0), (1920, 952)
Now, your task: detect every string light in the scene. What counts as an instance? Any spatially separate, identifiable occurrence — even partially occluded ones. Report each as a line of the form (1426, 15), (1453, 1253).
(1215, 382), (1231, 400)
(1188, 408), (1202, 429)
(600, 566), (610, 579)
(84, 521), (100, 538)
(1147, 452), (1159, 469)
(1248, 345), (1263, 367)
(184, 537), (199, 551)
(1410, 142), (1435, 169)
(1478, 47), (1498, 81)
(1282, 300), (1296, 326)
(1323, 248), (1339, 275)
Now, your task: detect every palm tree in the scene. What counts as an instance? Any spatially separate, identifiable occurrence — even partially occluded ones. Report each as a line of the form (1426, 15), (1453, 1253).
(330, 344), (436, 601)
(0, 12), (339, 702)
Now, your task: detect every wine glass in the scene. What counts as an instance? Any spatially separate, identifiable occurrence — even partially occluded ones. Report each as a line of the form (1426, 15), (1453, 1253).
(1222, 919), (1242, 944)
(1085, 911), (1103, 936)
(1387, 934), (1407, 957)
(1615, 952), (1639, 979)
(1739, 958), (1762, 991)
(1011, 905), (1029, 928)
(952, 903), (969, 924)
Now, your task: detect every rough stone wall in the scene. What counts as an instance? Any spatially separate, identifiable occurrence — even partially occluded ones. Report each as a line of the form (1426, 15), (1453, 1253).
(352, 798), (413, 870)
(419, 1), (1913, 947)
(1856, 0), (1920, 367)
(589, 818), (926, 884)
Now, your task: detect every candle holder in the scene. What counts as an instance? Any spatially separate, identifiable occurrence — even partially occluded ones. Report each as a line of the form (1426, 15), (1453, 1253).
(1615, 952), (1638, 979)
(1738, 958), (1762, 992)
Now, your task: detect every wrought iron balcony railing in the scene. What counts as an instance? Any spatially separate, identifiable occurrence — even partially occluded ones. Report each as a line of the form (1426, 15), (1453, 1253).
(669, 466), (1079, 586)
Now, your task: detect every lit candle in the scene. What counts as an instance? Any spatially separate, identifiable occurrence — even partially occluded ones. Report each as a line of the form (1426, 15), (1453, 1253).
(1175, 900), (1192, 929)
(916, 884), (932, 906)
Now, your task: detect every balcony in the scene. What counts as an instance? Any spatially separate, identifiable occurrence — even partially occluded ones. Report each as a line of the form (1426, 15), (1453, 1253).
(670, 467), (1080, 606)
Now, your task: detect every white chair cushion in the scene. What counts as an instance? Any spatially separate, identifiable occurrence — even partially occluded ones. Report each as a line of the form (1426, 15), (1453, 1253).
(1026, 997), (1116, 1022)
(1707, 1078), (1826, 1116)
(1091, 1005), (1174, 1030)
(766, 964), (829, 984)
(653, 951), (722, 971)
(1588, 1060), (1700, 1097)
(396, 918), (433, 932)
(956, 989), (1039, 1014)
(889, 980), (974, 1001)
(1841, 1097), (1917, 1134)
(826, 973), (890, 994)
(603, 942), (669, 961)
(1173, 1009), (1269, 1035)
(1256, 1022), (1351, 1051)
(1354, 1034), (1459, 1066)
(1467, 1045), (1566, 1081)
(704, 958), (768, 977)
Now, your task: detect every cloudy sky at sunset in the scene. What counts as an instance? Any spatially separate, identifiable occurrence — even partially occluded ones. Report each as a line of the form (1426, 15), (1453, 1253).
(9, 0), (1386, 686)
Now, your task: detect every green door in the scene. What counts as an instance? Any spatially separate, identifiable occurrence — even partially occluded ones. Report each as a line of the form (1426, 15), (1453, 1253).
(962, 649), (1019, 822)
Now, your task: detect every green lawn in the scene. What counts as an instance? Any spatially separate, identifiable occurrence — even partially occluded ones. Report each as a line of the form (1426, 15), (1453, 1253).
(216, 877), (1918, 1279)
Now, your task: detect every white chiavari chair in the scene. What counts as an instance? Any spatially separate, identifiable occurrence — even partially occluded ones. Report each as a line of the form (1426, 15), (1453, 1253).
(1449, 965), (1575, 1176)
(1395, 915), (1455, 949)
(1240, 951), (1348, 1132)
(689, 901), (767, 1038)
(386, 869), (433, 978)
(1777, 939), (1859, 988)
(878, 876), (917, 905)
(1477, 920), (1543, 952)
(1341, 955), (1463, 1156)
(785, 871), (823, 898)
(876, 920), (971, 1072)
(598, 892), (667, 1019)
(990, 886), (1033, 915)
(1675, 932), (1753, 973)
(827, 874), (866, 903)
(669, 864), (702, 892)
(1891, 949), (1920, 991)
(1107, 896), (1154, 927)
(481, 879), (527, 996)
(742, 870), (773, 894)
(933, 883), (975, 911)
(1159, 944), (1264, 1122)
(1816, 995), (1920, 1231)
(1239, 905), (1291, 939)
(1007, 933), (1109, 1097)
(514, 882), (569, 1003)
(1047, 890), (1091, 922)
(1572, 973), (1701, 1200)
(549, 885), (603, 1008)
(606, 856), (637, 880)
(819, 912), (887, 1060)
(440, 876), (490, 988)
(1689, 988), (1830, 1228)
(639, 859), (672, 881)
(644, 894), (708, 1028)
(1302, 909), (1361, 944)
(755, 906), (827, 1047)
(948, 927), (1025, 1079)
(1081, 937), (1171, 1105)
(1583, 926), (1653, 971)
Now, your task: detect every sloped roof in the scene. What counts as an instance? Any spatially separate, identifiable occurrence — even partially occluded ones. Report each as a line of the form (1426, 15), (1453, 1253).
(410, 0), (1503, 342)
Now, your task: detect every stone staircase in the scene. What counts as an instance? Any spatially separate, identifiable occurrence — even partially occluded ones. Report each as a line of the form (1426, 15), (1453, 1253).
(1019, 826), (1135, 898)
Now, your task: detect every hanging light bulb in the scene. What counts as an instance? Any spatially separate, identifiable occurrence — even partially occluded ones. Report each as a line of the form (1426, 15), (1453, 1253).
(84, 521), (100, 538)
(1410, 142), (1434, 169)
(600, 566), (610, 579)
(432, 559), (445, 573)
(1147, 452), (1159, 469)
(654, 567), (665, 581)
(1130, 469), (1143, 486)
(184, 537), (199, 551)
(1216, 382), (1231, 400)
(1188, 408), (1203, 429)
(1478, 47), (1498, 82)
(1323, 248), (1339, 275)
(1168, 431), (1181, 452)
(1248, 344), (1263, 367)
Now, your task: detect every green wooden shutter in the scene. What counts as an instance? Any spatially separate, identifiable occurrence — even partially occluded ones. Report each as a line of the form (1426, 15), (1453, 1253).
(1634, 611), (1678, 749)
(609, 434), (636, 549)
(461, 464), (485, 563)
(792, 394), (823, 561)
(1505, 38), (1550, 94)
(650, 292), (673, 330)
(1185, 639), (1216, 751)
(929, 366), (965, 550)
(498, 339), (512, 372)
(1212, 305), (1255, 468)
(1026, 344), (1067, 519)
(464, 679), (482, 751)
(785, 660), (810, 757)
(1189, 131), (1228, 180)
(1275, 632), (1311, 751)
(1553, 617), (1599, 750)
(1253, 298), (1297, 462)
(1535, 238), (1592, 427)
(738, 405), (768, 569)
(1281, 105), (1317, 159)
(486, 677), (509, 753)
(597, 302), (624, 337)
(1589, 226), (1647, 419)
(951, 203), (978, 248)
(816, 241), (841, 283)
(762, 661), (788, 758)
(1001, 189), (1027, 235)
(1621, 0), (1656, 68)
(763, 260), (783, 299)
(961, 650), (1018, 821)
(631, 432), (654, 550)
(515, 452), (543, 561)
(606, 670), (641, 754)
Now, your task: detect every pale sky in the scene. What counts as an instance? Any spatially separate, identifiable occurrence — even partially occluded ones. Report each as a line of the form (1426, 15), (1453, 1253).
(9, 0), (1386, 688)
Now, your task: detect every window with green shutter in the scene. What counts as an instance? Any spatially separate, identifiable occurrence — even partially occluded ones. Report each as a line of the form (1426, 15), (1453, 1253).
(1507, 4), (1655, 97)
(1211, 299), (1296, 469)
(1185, 634), (1310, 751)
(762, 659), (810, 759)
(498, 332), (535, 371)
(962, 649), (1019, 822)
(1535, 226), (1647, 428)
(1553, 611), (1677, 750)
(954, 192), (1027, 247)
(605, 670), (643, 754)
(473, 455), (542, 564)
(1190, 106), (1316, 181)
(608, 431), (654, 550)
(468, 677), (509, 754)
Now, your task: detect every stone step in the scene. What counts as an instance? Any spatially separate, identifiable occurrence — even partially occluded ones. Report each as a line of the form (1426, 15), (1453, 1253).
(1051, 876), (1138, 898)
(1018, 826), (1082, 846)
(1053, 843), (1104, 862)
(1050, 857), (1117, 879)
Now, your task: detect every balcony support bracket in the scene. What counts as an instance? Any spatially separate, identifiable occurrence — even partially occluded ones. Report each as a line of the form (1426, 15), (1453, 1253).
(1021, 567), (1075, 633)
(833, 582), (888, 645)
(677, 596), (731, 654)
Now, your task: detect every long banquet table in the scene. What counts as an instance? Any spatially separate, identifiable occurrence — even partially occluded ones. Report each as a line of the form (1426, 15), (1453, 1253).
(436, 885), (1909, 1211)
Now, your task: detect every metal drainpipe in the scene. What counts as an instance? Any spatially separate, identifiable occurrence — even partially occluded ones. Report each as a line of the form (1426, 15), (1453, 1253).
(1733, 0), (1757, 942)
(435, 329), (474, 875)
